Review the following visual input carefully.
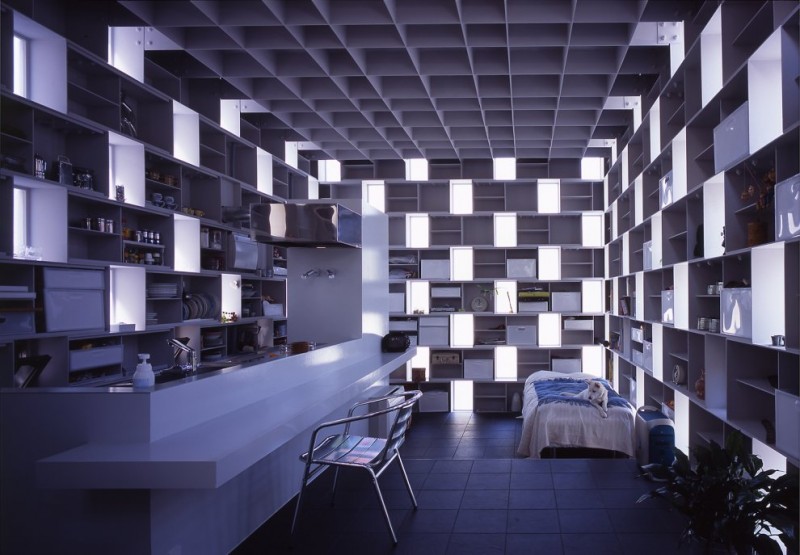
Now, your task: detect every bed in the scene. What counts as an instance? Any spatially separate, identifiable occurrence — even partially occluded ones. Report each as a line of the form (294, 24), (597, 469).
(517, 371), (636, 458)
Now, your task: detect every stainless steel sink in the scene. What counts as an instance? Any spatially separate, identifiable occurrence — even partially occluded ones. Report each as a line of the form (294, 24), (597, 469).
(105, 353), (270, 388)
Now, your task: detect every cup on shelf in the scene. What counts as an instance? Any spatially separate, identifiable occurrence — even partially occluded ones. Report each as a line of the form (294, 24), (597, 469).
(771, 335), (785, 347)
(151, 192), (163, 203)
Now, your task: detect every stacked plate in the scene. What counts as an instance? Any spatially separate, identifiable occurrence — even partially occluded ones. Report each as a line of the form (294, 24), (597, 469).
(182, 292), (220, 320)
(148, 283), (178, 298)
(146, 311), (158, 326)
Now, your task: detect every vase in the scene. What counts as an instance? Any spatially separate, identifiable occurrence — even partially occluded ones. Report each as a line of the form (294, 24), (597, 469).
(695, 369), (706, 400)
(747, 221), (767, 246)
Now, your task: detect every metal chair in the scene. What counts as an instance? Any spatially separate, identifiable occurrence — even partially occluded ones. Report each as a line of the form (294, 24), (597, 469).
(290, 389), (423, 544)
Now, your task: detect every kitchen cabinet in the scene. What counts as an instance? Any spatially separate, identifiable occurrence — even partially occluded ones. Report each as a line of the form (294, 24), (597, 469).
(0, 11), (318, 387)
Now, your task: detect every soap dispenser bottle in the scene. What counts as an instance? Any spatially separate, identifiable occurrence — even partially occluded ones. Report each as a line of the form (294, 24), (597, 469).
(133, 353), (155, 389)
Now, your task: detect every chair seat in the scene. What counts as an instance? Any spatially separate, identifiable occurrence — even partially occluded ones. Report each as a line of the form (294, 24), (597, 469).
(303, 434), (388, 468)
(292, 390), (422, 544)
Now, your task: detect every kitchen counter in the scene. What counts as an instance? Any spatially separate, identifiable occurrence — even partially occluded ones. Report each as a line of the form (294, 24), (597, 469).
(37, 343), (415, 488)
(1, 335), (415, 555)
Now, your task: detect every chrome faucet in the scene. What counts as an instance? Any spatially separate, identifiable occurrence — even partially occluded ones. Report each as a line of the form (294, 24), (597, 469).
(167, 337), (198, 374)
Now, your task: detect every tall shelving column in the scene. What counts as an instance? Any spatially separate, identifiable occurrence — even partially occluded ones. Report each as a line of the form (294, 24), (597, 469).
(604, 1), (799, 470)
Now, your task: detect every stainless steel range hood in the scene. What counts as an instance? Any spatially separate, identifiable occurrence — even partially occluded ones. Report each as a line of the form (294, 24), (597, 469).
(249, 202), (361, 248)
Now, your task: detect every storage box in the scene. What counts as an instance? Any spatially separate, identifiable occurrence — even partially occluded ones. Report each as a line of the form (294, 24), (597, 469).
(419, 316), (449, 327)
(420, 260), (450, 279)
(418, 390), (449, 412)
(431, 286), (461, 298)
(714, 101), (749, 174)
(551, 292), (581, 312)
(518, 300), (548, 312)
(774, 174), (800, 241)
(506, 259), (536, 278)
(389, 293), (405, 313)
(775, 389), (800, 460)
(563, 318), (593, 330)
(507, 325), (537, 346)
(263, 302), (284, 317)
(659, 170), (673, 208)
(552, 358), (581, 373)
(720, 287), (752, 338)
(661, 290), (674, 324)
(643, 341), (653, 371)
(0, 310), (35, 336)
(419, 317), (448, 346)
(69, 344), (123, 371)
(389, 319), (417, 332)
(44, 289), (105, 332)
(631, 327), (644, 342)
(632, 349), (644, 366)
(43, 268), (105, 289)
(431, 352), (460, 365)
(464, 359), (493, 380)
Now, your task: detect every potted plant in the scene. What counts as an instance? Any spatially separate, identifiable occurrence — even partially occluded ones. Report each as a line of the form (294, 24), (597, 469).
(637, 431), (798, 554)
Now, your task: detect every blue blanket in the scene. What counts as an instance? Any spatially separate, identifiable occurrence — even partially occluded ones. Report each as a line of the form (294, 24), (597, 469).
(533, 378), (632, 410)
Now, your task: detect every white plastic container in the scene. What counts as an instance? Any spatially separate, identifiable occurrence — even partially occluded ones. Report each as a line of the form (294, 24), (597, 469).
(132, 353), (155, 389)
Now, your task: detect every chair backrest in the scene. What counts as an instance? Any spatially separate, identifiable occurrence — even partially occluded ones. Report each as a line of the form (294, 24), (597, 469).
(383, 390), (422, 457)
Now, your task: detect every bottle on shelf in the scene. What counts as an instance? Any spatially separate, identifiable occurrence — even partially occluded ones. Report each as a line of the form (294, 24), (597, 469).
(132, 353), (155, 389)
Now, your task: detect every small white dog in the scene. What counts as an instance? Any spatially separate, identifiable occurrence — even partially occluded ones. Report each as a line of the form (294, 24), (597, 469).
(564, 379), (609, 418)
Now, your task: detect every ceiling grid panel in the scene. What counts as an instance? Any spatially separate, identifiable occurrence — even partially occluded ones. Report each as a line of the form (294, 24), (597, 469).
(118, 0), (698, 162)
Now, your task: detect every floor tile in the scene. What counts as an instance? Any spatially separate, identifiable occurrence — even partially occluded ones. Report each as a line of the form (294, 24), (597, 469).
(234, 413), (686, 555)
(509, 472), (555, 489)
(506, 509), (561, 534)
(557, 508), (613, 533)
(453, 446), (487, 459)
(431, 460), (473, 474)
(416, 489), (464, 510)
(555, 489), (606, 509)
(561, 533), (623, 555)
(617, 533), (694, 555)
(607, 508), (687, 535)
(465, 472), (510, 490)
(505, 533), (564, 555)
(551, 472), (600, 489)
(421, 472), (469, 490)
(453, 509), (508, 533)
(508, 489), (557, 510)
(393, 533), (451, 555)
(399, 509), (458, 535)
(446, 533), (506, 555)
(471, 459), (512, 473)
(423, 446), (458, 458)
(511, 458), (552, 473)
(460, 489), (509, 509)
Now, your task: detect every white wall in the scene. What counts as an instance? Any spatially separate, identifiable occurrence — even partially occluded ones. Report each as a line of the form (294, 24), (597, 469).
(287, 201), (388, 345)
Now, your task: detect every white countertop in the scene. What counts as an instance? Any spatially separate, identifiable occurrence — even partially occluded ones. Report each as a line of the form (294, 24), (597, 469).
(37, 340), (415, 489)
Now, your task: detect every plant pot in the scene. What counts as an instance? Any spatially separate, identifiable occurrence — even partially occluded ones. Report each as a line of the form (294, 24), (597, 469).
(695, 369), (705, 400)
(747, 221), (767, 246)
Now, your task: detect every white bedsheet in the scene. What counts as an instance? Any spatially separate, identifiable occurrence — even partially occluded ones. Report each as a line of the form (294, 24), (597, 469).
(517, 371), (636, 458)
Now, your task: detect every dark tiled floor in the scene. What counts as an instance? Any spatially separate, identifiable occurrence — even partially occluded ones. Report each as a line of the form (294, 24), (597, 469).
(234, 412), (693, 554)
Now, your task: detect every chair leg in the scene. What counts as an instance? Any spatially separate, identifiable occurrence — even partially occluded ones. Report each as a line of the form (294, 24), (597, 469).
(395, 453), (418, 509)
(330, 467), (340, 505)
(369, 471), (398, 544)
(290, 473), (309, 538)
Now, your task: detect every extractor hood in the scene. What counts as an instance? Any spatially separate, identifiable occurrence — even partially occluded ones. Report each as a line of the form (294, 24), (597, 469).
(249, 202), (361, 248)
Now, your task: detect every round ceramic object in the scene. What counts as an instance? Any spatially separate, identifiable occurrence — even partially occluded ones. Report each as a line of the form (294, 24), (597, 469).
(470, 296), (488, 312)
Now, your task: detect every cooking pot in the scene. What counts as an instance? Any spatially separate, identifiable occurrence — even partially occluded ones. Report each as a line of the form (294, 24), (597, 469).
(381, 332), (410, 353)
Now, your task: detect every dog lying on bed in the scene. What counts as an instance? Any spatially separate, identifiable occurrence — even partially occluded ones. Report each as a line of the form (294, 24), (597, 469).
(562, 379), (609, 418)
